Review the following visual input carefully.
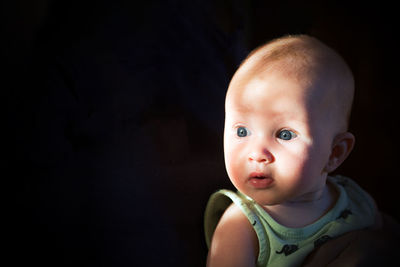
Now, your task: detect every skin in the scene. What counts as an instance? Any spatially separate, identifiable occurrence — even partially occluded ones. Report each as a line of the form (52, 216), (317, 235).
(207, 36), (358, 267)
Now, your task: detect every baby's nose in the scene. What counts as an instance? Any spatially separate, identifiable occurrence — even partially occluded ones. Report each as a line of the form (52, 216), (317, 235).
(248, 148), (274, 164)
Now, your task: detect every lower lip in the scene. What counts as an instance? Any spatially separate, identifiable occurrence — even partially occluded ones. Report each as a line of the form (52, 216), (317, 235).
(249, 177), (274, 189)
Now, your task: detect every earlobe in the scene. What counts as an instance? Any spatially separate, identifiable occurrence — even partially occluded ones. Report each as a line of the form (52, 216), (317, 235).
(324, 132), (355, 173)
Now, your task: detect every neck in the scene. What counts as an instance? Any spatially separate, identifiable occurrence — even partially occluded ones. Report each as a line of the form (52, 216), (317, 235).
(262, 183), (338, 228)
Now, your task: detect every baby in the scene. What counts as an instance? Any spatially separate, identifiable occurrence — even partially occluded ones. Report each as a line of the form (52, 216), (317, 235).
(204, 35), (381, 267)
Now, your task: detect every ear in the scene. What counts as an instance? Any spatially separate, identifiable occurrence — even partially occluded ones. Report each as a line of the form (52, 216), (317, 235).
(324, 132), (355, 173)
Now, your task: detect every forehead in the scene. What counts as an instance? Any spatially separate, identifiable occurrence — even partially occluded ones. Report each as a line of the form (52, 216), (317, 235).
(226, 74), (311, 119)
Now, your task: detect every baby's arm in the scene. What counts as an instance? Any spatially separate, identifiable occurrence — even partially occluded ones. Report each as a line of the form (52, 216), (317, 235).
(207, 204), (259, 267)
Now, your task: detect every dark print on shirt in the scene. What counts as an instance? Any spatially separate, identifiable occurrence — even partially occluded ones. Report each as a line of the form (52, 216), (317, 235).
(314, 235), (333, 248)
(337, 209), (353, 220)
(276, 244), (298, 256)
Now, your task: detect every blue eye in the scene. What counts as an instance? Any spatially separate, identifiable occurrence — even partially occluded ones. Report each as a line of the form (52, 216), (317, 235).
(237, 127), (249, 137)
(277, 129), (297, 140)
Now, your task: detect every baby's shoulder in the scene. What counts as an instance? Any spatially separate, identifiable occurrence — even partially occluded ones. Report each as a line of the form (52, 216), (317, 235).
(218, 203), (254, 230)
(207, 203), (258, 266)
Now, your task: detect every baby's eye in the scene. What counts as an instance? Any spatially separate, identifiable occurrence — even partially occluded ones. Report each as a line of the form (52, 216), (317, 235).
(277, 129), (297, 140)
(237, 127), (249, 137)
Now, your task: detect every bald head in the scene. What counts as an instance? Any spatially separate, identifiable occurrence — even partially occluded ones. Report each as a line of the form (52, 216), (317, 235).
(228, 34), (355, 132)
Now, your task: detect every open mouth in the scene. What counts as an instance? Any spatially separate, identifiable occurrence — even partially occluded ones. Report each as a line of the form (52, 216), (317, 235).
(251, 175), (267, 179)
(249, 172), (268, 179)
(248, 172), (274, 188)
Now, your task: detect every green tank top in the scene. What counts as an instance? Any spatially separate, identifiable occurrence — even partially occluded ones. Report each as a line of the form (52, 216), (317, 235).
(204, 175), (376, 267)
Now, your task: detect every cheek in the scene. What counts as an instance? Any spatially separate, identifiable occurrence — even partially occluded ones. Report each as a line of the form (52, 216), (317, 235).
(276, 144), (315, 178)
(224, 138), (246, 182)
(277, 142), (329, 180)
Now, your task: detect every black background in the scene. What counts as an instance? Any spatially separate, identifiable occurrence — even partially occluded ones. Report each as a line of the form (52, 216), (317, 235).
(4, 0), (399, 266)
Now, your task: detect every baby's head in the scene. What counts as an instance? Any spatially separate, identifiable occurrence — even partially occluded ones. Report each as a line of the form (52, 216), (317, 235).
(224, 35), (355, 206)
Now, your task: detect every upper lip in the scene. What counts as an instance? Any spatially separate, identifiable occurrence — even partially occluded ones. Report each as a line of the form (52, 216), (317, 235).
(249, 172), (271, 179)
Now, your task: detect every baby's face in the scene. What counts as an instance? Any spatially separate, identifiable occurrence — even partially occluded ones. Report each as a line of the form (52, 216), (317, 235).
(224, 72), (337, 206)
